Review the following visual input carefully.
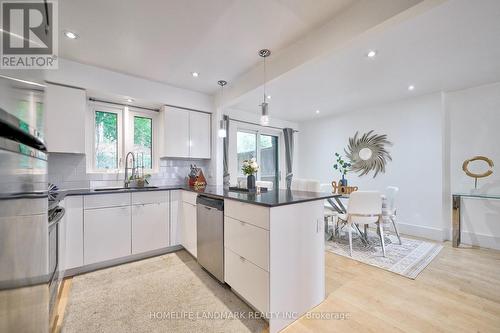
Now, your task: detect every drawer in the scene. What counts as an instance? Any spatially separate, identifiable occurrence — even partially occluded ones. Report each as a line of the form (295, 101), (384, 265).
(84, 193), (130, 209)
(181, 190), (197, 205)
(132, 191), (168, 205)
(224, 248), (269, 314)
(224, 216), (269, 271)
(224, 199), (269, 230)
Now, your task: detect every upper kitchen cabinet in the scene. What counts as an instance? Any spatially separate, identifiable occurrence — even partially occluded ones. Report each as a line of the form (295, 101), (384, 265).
(45, 83), (87, 153)
(189, 111), (211, 159)
(160, 106), (211, 159)
(162, 106), (190, 158)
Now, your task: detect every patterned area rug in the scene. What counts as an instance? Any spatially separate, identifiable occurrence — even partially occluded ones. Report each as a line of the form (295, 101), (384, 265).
(325, 231), (443, 279)
(62, 251), (267, 333)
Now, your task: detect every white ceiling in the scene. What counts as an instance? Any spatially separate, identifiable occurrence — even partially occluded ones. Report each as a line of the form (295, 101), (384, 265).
(232, 0), (500, 122)
(59, 0), (356, 94)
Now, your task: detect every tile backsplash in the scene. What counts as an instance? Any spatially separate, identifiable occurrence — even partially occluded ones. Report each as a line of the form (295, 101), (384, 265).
(48, 153), (212, 189)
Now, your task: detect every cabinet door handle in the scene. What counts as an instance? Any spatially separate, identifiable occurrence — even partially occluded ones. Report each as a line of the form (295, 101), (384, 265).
(239, 256), (246, 262)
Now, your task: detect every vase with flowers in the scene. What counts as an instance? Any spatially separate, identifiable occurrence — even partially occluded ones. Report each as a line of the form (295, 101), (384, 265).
(333, 152), (351, 186)
(242, 158), (259, 191)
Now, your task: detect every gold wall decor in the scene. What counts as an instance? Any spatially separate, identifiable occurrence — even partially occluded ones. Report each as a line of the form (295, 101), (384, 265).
(462, 156), (494, 189)
(331, 181), (358, 195)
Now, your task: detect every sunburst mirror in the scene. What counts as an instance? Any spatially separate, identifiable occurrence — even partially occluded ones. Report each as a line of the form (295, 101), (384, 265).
(345, 130), (392, 178)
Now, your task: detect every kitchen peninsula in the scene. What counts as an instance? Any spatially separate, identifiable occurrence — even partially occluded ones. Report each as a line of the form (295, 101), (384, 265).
(56, 185), (337, 332)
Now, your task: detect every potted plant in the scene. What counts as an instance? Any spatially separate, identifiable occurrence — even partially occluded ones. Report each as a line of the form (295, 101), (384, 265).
(242, 158), (259, 191)
(333, 153), (351, 186)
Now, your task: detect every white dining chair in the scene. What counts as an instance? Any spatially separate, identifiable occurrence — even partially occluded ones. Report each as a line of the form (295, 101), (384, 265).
(383, 186), (401, 245)
(239, 179), (274, 190)
(290, 178), (321, 192)
(338, 191), (385, 257)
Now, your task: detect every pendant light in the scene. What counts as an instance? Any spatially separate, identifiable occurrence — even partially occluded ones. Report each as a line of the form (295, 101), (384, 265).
(217, 80), (228, 138)
(259, 49), (271, 126)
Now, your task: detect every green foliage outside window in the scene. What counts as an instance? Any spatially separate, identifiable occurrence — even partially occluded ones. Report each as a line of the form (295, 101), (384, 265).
(95, 111), (118, 169)
(133, 116), (152, 169)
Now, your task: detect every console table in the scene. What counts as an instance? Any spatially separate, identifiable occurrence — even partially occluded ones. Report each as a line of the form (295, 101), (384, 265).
(452, 193), (500, 247)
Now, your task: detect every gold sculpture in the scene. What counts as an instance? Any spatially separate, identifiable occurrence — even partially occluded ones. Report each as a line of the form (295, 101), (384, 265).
(331, 181), (358, 195)
(462, 156), (494, 189)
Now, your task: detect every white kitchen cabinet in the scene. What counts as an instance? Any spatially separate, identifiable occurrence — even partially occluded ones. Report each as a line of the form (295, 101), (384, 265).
(169, 190), (182, 246)
(160, 106), (211, 159)
(181, 201), (197, 258)
(132, 202), (169, 254)
(45, 83), (86, 153)
(161, 106), (190, 158)
(64, 196), (83, 270)
(84, 206), (131, 265)
(189, 111), (211, 158)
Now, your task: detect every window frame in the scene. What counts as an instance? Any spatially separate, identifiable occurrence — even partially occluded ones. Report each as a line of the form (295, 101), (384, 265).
(232, 124), (282, 188)
(125, 107), (159, 173)
(87, 102), (158, 174)
(90, 103), (124, 173)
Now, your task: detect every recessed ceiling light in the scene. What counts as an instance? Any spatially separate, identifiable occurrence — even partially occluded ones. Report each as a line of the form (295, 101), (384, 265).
(64, 31), (78, 39)
(126, 98), (134, 103)
(266, 95), (271, 99)
(367, 50), (377, 58)
(408, 85), (415, 91)
(315, 110), (320, 114)
(191, 72), (199, 78)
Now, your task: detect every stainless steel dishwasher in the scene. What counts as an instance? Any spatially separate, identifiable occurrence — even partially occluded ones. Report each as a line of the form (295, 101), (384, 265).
(196, 195), (224, 283)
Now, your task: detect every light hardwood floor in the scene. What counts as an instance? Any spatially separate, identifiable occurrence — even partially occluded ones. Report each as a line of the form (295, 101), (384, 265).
(55, 242), (500, 333)
(285, 242), (500, 332)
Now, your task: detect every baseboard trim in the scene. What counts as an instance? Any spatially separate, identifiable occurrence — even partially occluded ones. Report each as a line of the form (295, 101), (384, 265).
(396, 222), (445, 241)
(460, 231), (500, 250)
(64, 245), (183, 277)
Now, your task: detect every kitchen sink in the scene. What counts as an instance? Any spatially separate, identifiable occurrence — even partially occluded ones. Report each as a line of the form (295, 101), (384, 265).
(93, 186), (159, 192)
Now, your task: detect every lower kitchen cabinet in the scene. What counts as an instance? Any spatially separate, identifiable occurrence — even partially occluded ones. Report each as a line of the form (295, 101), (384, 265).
(132, 202), (169, 254)
(181, 200), (197, 258)
(65, 196), (83, 270)
(84, 206), (131, 265)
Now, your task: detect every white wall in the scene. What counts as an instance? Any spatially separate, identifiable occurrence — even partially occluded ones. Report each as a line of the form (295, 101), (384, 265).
(298, 93), (446, 241)
(447, 82), (500, 249)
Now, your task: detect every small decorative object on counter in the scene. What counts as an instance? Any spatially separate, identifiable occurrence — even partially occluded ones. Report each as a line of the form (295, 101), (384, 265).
(462, 155), (494, 190)
(333, 152), (351, 186)
(242, 158), (259, 192)
(188, 164), (207, 187)
(331, 181), (358, 195)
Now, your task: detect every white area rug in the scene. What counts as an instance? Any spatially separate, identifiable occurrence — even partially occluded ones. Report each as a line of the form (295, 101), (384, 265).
(326, 232), (443, 279)
(62, 251), (267, 333)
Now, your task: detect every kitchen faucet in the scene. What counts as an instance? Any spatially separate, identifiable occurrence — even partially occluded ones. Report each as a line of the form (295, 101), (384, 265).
(124, 152), (135, 188)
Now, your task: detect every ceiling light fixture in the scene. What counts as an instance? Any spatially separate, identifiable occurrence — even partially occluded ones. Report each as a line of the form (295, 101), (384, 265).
(408, 85), (415, 91)
(126, 98), (134, 103)
(367, 50), (377, 58)
(64, 31), (78, 39)
(259, 49), (271, 126)
(191, 72), (199, 78)
(267, 95), (271, 99)
(315, 110), (320, 114)
(217, 80), (228, 138)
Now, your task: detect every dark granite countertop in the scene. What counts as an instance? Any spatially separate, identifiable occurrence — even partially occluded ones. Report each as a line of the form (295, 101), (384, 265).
(54, 185), (339, 207)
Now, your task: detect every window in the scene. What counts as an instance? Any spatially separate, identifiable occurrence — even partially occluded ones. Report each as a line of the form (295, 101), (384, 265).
(237, 131), (257, 176)
(236, 130), (279, 188)
(132, 116), (153, 169)
(89, 103), (156, 173)
(95, 111), (119, 170)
